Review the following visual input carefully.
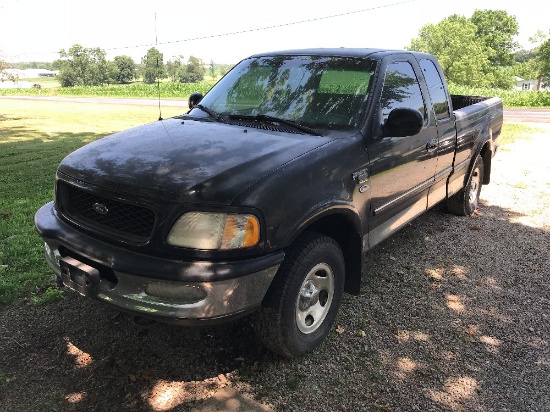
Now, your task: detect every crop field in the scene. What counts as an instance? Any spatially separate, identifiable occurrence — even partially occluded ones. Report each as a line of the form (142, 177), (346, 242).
(448, 83), (550, 107)
(2, 80), (550, 107)
(0, 80), (216, 99)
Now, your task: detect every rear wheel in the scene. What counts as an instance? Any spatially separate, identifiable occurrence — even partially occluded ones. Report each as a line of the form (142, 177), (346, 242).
(254, 232), (345, 358)
(447, 156), (484, 216)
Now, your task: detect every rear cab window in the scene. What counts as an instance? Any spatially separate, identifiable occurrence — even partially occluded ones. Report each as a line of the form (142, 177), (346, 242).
(418, 59), (451, 120)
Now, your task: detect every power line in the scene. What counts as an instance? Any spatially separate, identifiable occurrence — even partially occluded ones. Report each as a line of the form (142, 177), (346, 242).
(9, 0), (416, 59)
(106, 0), (416, 52)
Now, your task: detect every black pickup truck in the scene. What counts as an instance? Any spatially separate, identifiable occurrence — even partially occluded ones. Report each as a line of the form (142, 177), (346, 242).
(35, 48), (503, 358)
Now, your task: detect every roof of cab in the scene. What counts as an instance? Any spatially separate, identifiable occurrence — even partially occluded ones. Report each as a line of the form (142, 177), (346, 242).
(249, 48), (414, 60)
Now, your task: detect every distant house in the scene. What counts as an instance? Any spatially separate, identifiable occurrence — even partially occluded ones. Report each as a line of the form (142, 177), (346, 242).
(0, 68), (56, 89)
(0, 68), (58, 80)
(514, 76), (550, 91)
(22, 69), (59, 78)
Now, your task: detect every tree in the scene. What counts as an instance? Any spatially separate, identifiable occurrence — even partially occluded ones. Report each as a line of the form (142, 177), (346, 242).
(219, 65), (232, 77)
(470, 9), (519, 67)
(408, 10), (521, 88)
(512, 30), (550, 86)
(111, 55), (136, 84)
(58, 44), (110, 87)
(408, 15), (489, 86)
(513, 60), (540, 80)
(538, 38), (550, 86)
(0, 56), (18, 82)
(166, 55), (184, 82)
(209, 60), (215, 78)
(142, 47), (165, 84)
(12, 61), (54, 70)
(514, 48), (538, 64)
(51, 59), (64, 71)
(469, 9), (519, 88)
(528, 30), (548, 47)
(178, 56), (205, 83)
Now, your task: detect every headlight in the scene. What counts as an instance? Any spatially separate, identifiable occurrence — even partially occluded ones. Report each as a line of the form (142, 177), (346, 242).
(167, 212), (260, 250)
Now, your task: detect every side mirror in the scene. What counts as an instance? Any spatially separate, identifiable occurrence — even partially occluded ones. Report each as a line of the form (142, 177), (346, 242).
(188, 92), (204, 109)
(382, 108), (423, 137)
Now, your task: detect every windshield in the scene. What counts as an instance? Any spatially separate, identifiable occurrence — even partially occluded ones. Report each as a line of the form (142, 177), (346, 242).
(191, 55), (377, 130)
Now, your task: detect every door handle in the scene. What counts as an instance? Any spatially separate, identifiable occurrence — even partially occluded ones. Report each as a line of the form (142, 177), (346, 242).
(426, 138), (438, 152)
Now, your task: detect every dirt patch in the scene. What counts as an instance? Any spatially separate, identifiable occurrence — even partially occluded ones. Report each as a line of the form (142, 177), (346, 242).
(1, 124), (549, 411)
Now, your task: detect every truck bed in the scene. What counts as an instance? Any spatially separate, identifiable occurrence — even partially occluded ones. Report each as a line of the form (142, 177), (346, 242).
(450, 94), (503, 190)
(451, 94), (495, 110)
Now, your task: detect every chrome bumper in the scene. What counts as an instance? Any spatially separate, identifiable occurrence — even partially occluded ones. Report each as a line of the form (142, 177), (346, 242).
(44, 241), (279, 323)
(36, 201), (284, 324)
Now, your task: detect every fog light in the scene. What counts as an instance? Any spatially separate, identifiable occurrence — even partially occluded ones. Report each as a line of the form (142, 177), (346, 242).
(44, 242), (61, 268)
(145, 282), (207, 304)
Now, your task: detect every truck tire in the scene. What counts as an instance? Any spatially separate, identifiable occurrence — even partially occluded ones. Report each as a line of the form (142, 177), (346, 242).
(254, 232), (345, 358)
(447, 156), (484, 216)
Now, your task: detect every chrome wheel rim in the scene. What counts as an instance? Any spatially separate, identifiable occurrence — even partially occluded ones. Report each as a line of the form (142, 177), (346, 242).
(468, 167), (481, 207)
(296, 263), (334, 334)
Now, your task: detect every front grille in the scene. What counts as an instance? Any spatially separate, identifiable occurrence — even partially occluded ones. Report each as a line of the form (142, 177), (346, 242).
(57, 182), (155, 242)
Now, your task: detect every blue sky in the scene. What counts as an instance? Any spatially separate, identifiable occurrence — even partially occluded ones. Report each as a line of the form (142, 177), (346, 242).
(1, 0), (548, 64)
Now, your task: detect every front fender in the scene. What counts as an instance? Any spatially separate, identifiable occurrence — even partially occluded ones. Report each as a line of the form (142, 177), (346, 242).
(282, 202), (365, 296)
(282, 201), (363, 248)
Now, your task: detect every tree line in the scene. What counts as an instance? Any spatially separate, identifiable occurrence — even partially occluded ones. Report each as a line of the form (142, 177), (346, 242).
(407, 9), (550, 88)
(54, 45), (217, 87)
(2, 45), (231, 87)
(2, 9), (549, 90)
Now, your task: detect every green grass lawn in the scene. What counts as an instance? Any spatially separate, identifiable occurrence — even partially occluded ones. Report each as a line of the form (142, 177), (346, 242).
(0, 99), (184, 304)
(0, 80), (215, 99)
(24, 77), (61, 88)
(498, 123), (542, 147)
(2, 80), (549, 107)
(0, 99), (542, 304)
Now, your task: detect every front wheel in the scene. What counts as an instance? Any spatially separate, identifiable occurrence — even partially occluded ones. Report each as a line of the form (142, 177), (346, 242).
(254, 232), (345, 358)
(447, 156), (484, 216)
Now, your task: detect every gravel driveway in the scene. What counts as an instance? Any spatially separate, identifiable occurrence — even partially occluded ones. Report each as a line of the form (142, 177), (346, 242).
(0, 122), (548, 412)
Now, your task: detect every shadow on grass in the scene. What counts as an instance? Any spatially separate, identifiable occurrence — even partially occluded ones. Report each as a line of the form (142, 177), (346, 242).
(0, 112), (110, 143)
(0, 120), (115, 305)
(0, 201), (548, 411)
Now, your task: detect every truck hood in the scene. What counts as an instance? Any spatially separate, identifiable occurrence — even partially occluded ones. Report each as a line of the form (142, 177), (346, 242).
(58, 117), (332, 204)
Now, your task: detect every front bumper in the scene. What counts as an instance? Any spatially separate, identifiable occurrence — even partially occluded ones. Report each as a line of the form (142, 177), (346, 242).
(35, 202), (284, 325)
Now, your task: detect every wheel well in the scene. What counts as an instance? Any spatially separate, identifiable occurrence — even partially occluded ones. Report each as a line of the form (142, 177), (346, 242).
(302, 214), (362, 296)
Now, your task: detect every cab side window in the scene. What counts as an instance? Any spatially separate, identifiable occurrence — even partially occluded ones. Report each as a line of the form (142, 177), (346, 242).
(380, 61), (426, 124)
(419, 59), (450, 120)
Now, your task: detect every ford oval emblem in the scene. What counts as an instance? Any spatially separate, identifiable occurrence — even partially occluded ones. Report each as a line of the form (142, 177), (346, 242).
(93, 203), (109, 215)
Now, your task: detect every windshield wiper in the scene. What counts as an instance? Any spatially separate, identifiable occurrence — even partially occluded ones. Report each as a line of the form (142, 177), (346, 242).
(228, 114), (321, 136)
(195, 104), (225, 122)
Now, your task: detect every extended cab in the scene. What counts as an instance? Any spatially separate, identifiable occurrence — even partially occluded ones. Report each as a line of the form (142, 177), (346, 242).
(35, 48), (502, 357)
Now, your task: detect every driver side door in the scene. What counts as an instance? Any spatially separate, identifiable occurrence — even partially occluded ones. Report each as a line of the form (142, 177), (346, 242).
(367, 58), (439, 247)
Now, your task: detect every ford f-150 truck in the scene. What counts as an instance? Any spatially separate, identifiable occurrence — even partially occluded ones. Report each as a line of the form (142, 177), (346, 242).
(35, 48), (502, 358)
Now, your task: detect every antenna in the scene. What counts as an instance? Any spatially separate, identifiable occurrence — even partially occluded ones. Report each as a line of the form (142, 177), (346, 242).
(155, 12), (162, 121)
